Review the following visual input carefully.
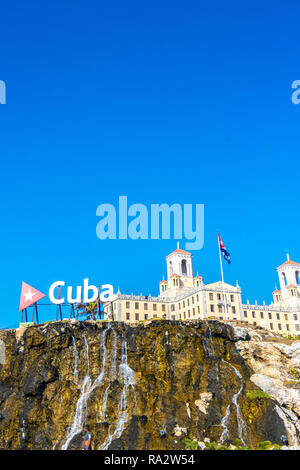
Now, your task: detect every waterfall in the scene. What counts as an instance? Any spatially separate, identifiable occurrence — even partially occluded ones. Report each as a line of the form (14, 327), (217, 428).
(83, 334), (89, 375)
(62, 329), (108, 450)
(71, 336), (79, 384)
(219, 360), (247, 445)
(206, 322), (215, 355)
(110, 329), (117, 380)
(275, 404), (300, 448)
(101, 386), (109, 421)
(203, 322), (215, 357)
(101, 329), (118, 421)
(99, 338), (135, 450)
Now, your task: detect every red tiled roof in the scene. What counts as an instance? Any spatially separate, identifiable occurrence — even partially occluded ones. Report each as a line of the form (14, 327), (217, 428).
(169, 248), (191, 255)
(278, 260), (300, 269)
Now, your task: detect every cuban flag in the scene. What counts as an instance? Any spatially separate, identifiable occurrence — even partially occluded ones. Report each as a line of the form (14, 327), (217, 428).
(218, 234), (231, 264)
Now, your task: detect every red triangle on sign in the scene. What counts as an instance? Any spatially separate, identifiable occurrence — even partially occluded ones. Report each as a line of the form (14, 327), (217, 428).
(19, 282), (46, 311)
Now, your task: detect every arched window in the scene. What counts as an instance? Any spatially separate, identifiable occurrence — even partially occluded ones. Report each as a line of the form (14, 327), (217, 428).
(181, 259), (187, 275)
(282, 272), (287, 286)
(295, 271), (300, 285)
(169, 262), (173, 277)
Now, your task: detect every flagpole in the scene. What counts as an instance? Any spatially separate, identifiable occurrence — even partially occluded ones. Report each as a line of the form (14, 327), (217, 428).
(218, 234), (228, 320)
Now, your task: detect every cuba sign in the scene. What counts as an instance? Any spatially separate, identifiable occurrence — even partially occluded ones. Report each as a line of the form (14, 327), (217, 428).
(19, 279), (114, 311)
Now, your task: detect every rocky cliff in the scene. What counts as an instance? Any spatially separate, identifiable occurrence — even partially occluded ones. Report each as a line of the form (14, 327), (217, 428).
(0, 320), (299, 450)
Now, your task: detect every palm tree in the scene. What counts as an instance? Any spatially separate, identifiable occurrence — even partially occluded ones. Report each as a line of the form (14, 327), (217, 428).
(75, 299), (104, 321)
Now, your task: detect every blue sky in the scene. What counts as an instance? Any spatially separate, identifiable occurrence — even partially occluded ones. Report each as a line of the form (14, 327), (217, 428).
(1, 1), (300, 327)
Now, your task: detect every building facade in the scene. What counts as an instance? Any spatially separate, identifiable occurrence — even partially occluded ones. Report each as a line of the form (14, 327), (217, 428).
(104, 244), (300, 336)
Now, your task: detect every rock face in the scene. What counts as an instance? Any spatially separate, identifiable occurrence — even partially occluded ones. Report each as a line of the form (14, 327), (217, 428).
(0, 320), (299, 450)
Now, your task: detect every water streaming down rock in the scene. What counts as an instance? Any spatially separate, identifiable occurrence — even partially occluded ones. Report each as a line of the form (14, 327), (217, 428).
(62, 329), (109, 449)
(1, 320), (299, 450)
(101, 329), (118, 421)
(274, 405), (300, 447)
(203, 321), (215, 357)
(219, 360), (247, 445)
(99, 338), (135, 450)
(206, 322), (215, 355)
(71, 336), (79, 384)
(101, 386), (109, 422)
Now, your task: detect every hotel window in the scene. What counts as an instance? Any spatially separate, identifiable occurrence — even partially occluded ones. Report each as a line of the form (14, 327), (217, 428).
(153, 314), (157, 318)
(270, 323), (273, 330)
(193, 308), (195, 316)
(231, 295), (234, 302)
(252, 311), (255, 318)
(135, 313), (139, 320)
(286, 325), (290, 331)
(268, 313), (272, 319)
(210, 305), (214, 312)
(244, 311), (247, 318)
(232, 306), (236, 314)
(217, 294), (221, 300)
(188, 310), (191, 318)
(209, 293), (213, 300)
(153, 304), (157, 311)
(126, 301), (130, 309)
(294, 314), (298, 321)
(276, 313), (280, 320)
(184, 312), (186, 319)
(183, 301), (185, 308)
(144, 314), (148, 320)
(172, 315), (175, 320)
(278, 324), (282, 330)
(126, 312), (130, 320)
(135, 303), (139, 309)
(198, 306), (200, 313)
(187, 299), (190, 306)
(284, 314), (288, 321)
(144, 303), (148, 310)
(218, 305), (222, 313)
(171, 304), (175, 312)
(296, 325), (300, 331)
(196, 295), (199, 302)
(162, 305), (166, 312)
(178, 303), (181, 310)
(260, 312), (264, 319)
(192, 297), (194, 304)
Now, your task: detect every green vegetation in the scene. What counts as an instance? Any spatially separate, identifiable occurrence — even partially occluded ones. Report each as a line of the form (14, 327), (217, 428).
(205, 442), (232, 450)
(288, 367), (300, 381)
(246, 390), (272, 400)
(205, 439), (281, 451)
(286, 335), (300, 341)
(184, 438), (198, 450)
(256, 441), (281, 450)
